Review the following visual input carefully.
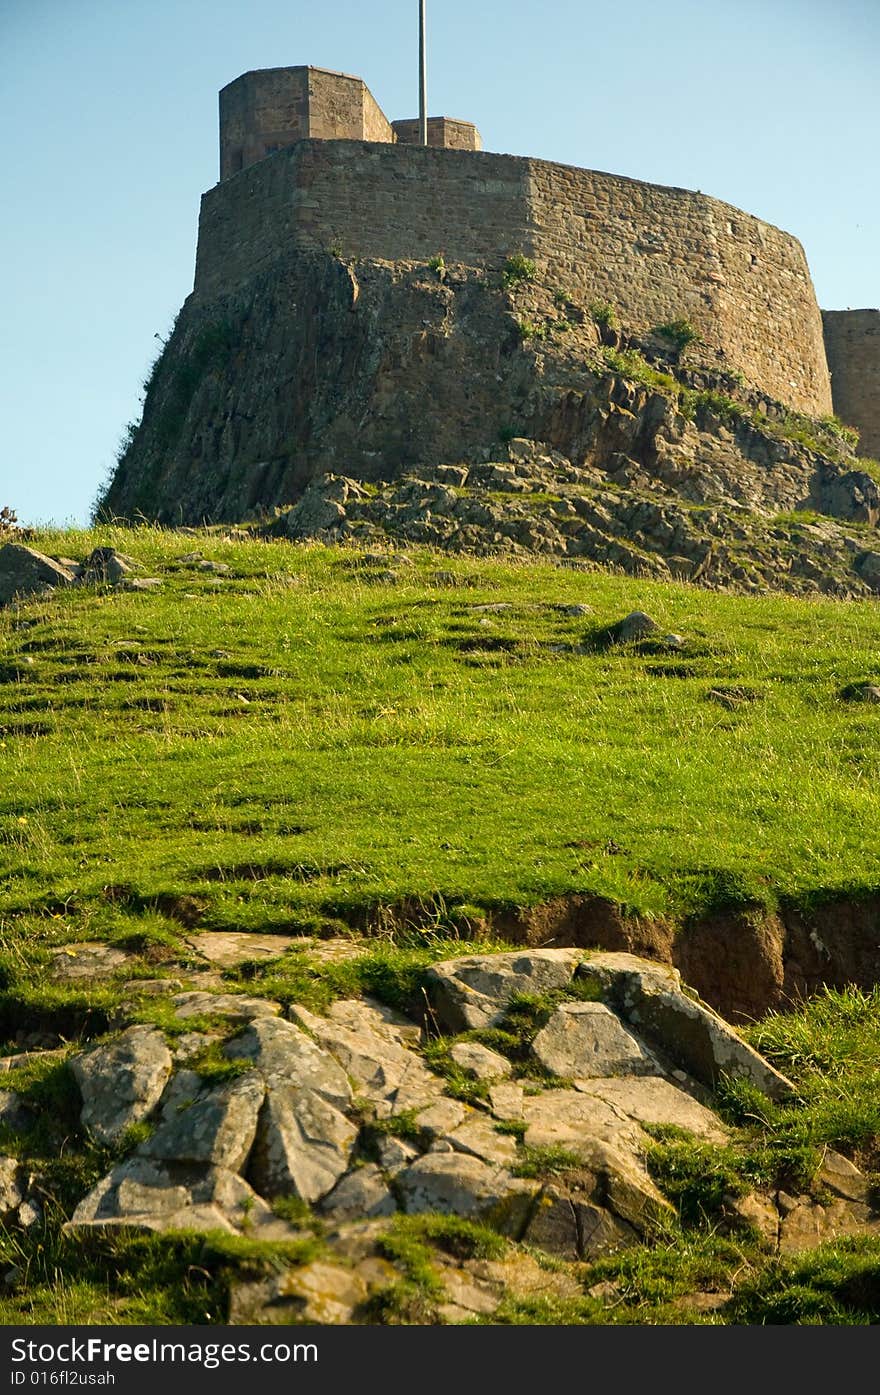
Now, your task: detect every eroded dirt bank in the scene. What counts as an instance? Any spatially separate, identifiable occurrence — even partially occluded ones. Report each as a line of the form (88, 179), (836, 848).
(357, 893), (880, 1022)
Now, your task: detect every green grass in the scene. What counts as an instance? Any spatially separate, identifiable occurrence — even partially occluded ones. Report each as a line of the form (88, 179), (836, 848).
(727, 1237), (880, 1324)
(744, 985), (880, 1167)
(511, 1145), (583, 1178)
(2, 527), (880, 957)
(0, 1222), (322, 1325)
(643, 985), (880, 1236)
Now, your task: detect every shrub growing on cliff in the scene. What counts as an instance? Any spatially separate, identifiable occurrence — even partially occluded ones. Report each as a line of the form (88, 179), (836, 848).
(600, 346), (678, 394)
(0, 507), (20, 541)
(516, 317), (548, 344)
(154, 320), (235, 452)
(654, 317), (702, 353)
(818, 414), (861, 451)
(502, 253), (537, 289)
(589, 300), (618, 330)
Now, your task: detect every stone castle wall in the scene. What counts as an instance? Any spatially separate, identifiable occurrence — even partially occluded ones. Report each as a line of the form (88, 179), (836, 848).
(823, 310), (880, 458)
(525, 161), (831, 418)
(194, 139), (832, 415)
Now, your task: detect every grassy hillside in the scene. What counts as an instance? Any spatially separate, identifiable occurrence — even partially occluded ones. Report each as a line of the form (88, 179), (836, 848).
(2, 526), (879, 945)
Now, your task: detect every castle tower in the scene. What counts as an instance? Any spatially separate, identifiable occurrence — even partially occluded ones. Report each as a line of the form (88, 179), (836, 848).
(219, 67), (395, 179)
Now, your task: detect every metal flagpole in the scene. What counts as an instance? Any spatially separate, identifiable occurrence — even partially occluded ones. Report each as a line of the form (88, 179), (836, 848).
(419, 0), (427, 146)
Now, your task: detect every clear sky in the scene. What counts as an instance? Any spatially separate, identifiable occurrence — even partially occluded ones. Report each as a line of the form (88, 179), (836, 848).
(3, 0), (878, 527)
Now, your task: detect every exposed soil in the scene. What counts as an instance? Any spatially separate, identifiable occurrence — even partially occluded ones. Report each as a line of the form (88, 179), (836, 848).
(354, 892), (880, 1022)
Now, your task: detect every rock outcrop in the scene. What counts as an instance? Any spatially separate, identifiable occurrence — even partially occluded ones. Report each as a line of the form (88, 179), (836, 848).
(56, 947), (878, 1276)
(0, 544), (161, 607)
(96, 256), (880, 599)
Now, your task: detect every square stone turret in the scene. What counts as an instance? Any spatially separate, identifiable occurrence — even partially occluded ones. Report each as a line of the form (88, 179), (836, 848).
(392, 117), (482, 151)
(219, 66), (395, 179)
(219, 66), (484, 180)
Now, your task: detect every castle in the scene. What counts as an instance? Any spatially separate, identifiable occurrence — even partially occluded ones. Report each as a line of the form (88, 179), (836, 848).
(190, 65), (878, 453)
(103, 64), (880, 529)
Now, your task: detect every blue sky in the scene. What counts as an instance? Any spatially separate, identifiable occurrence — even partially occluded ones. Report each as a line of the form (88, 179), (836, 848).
(3, 0), (878, 527)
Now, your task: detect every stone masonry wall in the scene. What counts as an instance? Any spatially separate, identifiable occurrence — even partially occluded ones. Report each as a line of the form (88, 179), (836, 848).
(392, 117), (482, 150)
(823, 310), (880, 459)
(525, 161), (831, 416)
(195, 141), (533, 297)
(195, 140), (832, 414)
(363, 86), (395, 145)
(220, 69), (312, 179)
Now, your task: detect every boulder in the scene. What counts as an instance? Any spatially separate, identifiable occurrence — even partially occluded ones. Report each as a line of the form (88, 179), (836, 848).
(396, 1152), (538, 1231)
(325, 995), (422, 1045)
(0, 543), (75, 605)
(488, 1081), (524, 1119)
(78, 547), (134, 584)
(0, 1090), (33, 1132)
(230, 1259), (381, 1325)
(385, 1058), (449, 1114)
(531, 1002), (658, 1078)
(778, 1196), (880, 1254)
(225, 1017), (351, 1109)
(608, 611), (659, 643)
(320, 1165), (396, 1221)
(71, 1025), (172, 1144)
(522, 1087), (645, 1159)
(727, 1192), (779, 1246)
(450, 1041), (513, 1080)
(287, 1002), (418, 1104)
(247, 1085), (357, 1203)
(414, 1098), (467, 1139)
(375, 1135), (419, 1174)
(820, 470), (880, 527)
(435, 1265), (502, 1322)
(444, 1117), (519, 1168)
(575, 952), (795, 1099)
(523, 1182), (637, 1260)
(186, 931), (299, 970)
(840, 682), (880, 704)
(818, 1148), (875, 1204)
(68, 1157), (281, 1236)
(425, 949), (582, 1032)
(142, 1072), (264, 1170)
(0, 1157), (24, 1218)
(171, 991), (281, 1023)
(572, 1075), (729, 1144)
(50, 942), (132, 982)
(284, 475), (362, 538)
(521, 1089), (673, 1234)
(856, 551), (880, 592)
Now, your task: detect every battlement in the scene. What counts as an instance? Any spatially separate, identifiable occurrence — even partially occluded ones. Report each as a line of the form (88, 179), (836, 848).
(219, 66), (482, 179)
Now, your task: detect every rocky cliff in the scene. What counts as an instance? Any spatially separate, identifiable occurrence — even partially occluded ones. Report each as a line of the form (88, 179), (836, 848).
(101, 254), (880, 597)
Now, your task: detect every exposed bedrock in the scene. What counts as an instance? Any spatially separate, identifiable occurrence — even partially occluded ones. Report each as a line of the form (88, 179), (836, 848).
(101, 254), (868, 556)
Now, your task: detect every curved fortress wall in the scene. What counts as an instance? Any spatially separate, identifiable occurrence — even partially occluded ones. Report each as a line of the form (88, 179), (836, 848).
(194, 140), (832, 416)
(823, 310), (880, 459)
